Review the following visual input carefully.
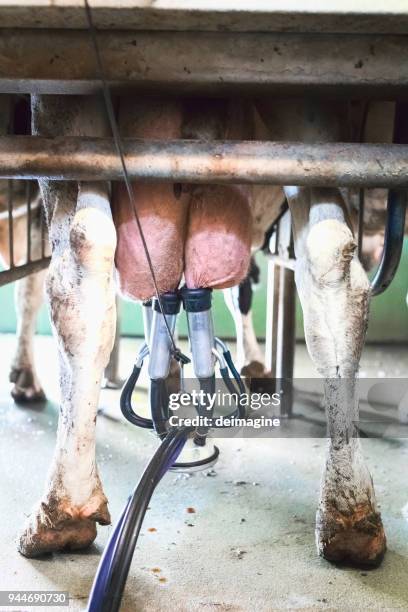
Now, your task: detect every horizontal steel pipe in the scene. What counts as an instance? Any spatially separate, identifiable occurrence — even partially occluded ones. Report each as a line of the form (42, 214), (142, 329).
(1, 29), (408, 95)
(0, 137), (408, 187)
(0, 257), (51, 287)
(2, 2), (408, 34)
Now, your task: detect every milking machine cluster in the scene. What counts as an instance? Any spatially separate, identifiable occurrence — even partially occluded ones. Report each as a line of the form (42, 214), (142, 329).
(83, 6), (248, 608)
(88, 288), (246, 612)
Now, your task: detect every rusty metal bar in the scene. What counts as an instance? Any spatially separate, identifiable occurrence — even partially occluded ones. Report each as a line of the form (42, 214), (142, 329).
(1, 2), (408, 34)
(0, 137), (408, 187)
(1, 29), (408, 96)
(0, 257), (51, 287)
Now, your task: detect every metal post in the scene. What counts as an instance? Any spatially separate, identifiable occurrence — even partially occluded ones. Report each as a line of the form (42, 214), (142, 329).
(275, 265), (296, 417)
(265, 259), (280, 377)
(265, 210), (296, 417)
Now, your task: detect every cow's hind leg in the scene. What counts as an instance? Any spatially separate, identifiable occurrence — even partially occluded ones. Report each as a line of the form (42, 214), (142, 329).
(19, 96), (114, 557)
(10, 207), (47, 402)
(287, 186), (386, 567)
(10, 269), (46, 402)
(223, 278), (268, 378)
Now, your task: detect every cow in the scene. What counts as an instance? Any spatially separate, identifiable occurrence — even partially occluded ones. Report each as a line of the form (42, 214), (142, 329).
(225, 101), (407, 382)
(224, 206), (392, 381)
(15, 93), (400, 569)
(0, 96), (122, 402)
(0, 180), (47, 402)
(0, 96), (47, 402)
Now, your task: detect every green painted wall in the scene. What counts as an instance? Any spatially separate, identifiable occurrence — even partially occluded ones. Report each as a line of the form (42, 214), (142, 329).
(1, 240), (407, 342)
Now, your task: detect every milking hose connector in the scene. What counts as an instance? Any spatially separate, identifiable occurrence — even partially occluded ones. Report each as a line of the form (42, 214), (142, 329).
(181, 287), (246, 426)
(120, 342), (153, 429)
(148, 292), (183, 439)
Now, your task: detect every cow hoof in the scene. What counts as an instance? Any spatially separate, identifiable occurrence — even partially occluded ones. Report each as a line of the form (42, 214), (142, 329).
(18, 494), (111, 558)
(10, 367), (46, 403)
(316, 503), (386, 567)
(241, 361), (272, 379)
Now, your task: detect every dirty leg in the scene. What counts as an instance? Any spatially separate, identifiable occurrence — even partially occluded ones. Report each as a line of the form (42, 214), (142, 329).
(223, 284), (267, 378)
(10, 268), (47, 402)
(287, 186), (386, 567)
(19, 96), (115, 557)
(10, 205), (48, 402)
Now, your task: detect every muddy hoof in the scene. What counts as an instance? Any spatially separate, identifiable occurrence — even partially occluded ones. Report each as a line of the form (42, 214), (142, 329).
(316, 503), (386, 567)
(241, 361), (272, 379)
(18, 495), (111, 558)
(10, 367), (46, 403)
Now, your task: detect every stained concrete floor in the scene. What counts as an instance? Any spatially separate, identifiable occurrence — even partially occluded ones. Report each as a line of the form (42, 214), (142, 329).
(0, 333), (408, 611)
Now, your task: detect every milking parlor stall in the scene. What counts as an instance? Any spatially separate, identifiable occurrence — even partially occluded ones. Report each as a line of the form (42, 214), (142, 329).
(1, 1), (408, 610)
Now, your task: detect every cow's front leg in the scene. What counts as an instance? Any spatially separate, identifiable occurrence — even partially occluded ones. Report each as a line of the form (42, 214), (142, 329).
(19, 95), (114, 557)
(19, 182), (115, 557)
(287, 186), (386, 566)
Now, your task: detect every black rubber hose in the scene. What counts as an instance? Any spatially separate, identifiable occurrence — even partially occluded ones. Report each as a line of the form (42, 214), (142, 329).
(370, 189), (407, 296)
(193, 373), (246, 429)
(223, 350), (246, 395)
(87, 496), (131, 612)
(150, 378), (170, 439)
(94, 427), (190, 612)
(219, 367), (246, 419)
(371, 101), (408, 296)
(120, 365), (153, 429)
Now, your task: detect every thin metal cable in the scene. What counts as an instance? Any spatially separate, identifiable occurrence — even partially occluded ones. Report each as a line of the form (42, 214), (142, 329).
(84, 0), (188, 363)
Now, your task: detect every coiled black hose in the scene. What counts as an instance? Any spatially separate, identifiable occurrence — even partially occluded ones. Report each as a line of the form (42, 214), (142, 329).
(120, 365), (153, 429)
(87, 427), (190, 612)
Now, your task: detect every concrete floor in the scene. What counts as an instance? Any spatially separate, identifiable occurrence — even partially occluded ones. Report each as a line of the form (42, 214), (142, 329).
(0, 333), (408, 611)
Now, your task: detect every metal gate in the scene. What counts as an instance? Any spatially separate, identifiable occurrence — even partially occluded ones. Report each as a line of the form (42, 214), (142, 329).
(0, 179), (50, 287)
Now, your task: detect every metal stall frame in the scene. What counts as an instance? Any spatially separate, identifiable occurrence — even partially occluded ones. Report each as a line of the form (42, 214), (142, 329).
(0, 179), (50, 287)
(0, 136), (406, 414)
(0, 1), (407, 414)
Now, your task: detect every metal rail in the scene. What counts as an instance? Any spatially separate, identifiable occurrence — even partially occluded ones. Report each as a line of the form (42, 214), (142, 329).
(1, 30), (408, 96)
(0, 257), (51, 287)
(2, 2), (408, 33)
(0, 180), (50, 287)
(267, 191), (407, 297)
(1, 137), (408, 187)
